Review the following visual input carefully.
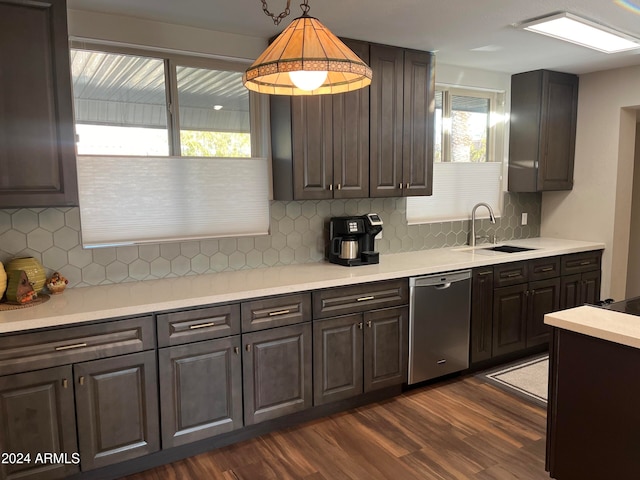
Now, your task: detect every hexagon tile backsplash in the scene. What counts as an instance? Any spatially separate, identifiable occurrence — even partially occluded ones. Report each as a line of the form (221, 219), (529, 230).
(0, 193), (540, 288)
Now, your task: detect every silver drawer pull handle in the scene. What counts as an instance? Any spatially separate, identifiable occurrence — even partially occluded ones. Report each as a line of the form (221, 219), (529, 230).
(580, 261), (591, 266)
(506, 272), (520, 278)
(356, 296), (375, 302)
(437, 359), (447, 365)
(55, 343), (87, 351)
(540, 267), (554, 272)
(268, 309), (291, 317)
(189, 322), (216, 330)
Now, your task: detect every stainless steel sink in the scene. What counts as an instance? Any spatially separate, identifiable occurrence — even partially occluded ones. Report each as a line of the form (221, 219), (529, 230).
(481, 245), (536, 253)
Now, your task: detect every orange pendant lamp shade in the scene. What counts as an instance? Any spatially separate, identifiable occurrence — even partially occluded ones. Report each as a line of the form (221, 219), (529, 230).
(243, 15), (372, 95)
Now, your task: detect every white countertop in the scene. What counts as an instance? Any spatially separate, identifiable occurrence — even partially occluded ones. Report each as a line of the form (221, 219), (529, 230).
(0, 237), (604, 334)
(545, 305), (640, 349)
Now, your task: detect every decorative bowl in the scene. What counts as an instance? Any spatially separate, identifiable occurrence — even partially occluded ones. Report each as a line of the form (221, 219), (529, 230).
(47, 282), (67, 295)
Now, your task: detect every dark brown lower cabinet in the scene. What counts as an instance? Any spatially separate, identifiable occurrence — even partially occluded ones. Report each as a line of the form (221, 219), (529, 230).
(560, 270), (601, 309)
(74, 350), (160, 471)
(313, 307), (408, 406)
(493, 278), (560, 356)
(364, 307), (408, 391)
(242, 323), (312, 425)
(158, 336), (243, 448)
(0, 366), (79, 480)
(470, 267), (494, 364)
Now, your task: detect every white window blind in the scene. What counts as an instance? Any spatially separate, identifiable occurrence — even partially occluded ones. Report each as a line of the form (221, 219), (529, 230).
(406, 162), (503, 224)
(77, 156), (270, 248)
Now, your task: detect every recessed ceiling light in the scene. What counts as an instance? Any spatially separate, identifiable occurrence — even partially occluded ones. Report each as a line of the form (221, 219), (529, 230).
(520, 12), (640, 53)
(213, 105), (223, 110)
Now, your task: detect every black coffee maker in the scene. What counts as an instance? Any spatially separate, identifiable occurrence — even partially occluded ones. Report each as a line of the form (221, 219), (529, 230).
(328, 214), (383, 266)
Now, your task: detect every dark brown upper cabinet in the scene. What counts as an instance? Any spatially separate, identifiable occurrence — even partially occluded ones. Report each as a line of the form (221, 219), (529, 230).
(0, 0), (78, 207)
(370, 46), (434, 197)
(508, 69), (578, 192)
(270, 39), (434, 200)
(271, 40), (370, 200)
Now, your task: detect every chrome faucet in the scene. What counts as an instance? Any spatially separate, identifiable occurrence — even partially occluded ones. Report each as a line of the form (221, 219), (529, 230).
(469, 202), (496, 246)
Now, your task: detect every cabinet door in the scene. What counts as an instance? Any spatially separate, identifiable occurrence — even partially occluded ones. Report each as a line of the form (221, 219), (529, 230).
(0, 0), (78, 207)
(560, 273), (581, 310)
(363, 306), (408, 392)
(369, 44), (404, 197)
(0, 366), (79, 480)
(470, 267), (494, 364)
(313, 314), (363, 405)
(332, 39), (369, 199)
(292, 95), (334, 200)
(402, 50), (434, 197)
(539, 71), (578, 191)
(526, 277), (560, 348)
(74, 351), (159, 471)
(492, 284), (528, 356)
(158, 336), (242, 448)
(243, 323), (312, 425)
(580, 270), (601, 306)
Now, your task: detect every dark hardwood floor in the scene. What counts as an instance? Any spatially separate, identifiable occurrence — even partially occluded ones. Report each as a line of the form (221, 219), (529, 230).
(124, 376), (549, 480)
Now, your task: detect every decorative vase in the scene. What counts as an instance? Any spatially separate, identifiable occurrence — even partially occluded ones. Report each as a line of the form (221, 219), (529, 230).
(6, 257), (46, 293)
(0, 262), (6, 298)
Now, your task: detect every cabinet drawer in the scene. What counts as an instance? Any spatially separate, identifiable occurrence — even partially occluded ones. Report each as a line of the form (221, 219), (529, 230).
(529, 256), (561, 281)
(312, 279), (409, 319)
(157, 304), (240, 347)
(241, 293), (311, 332)
(494, 262), (528, 287)
(561, 251), (602, 275)
(0, 316), (155, 376)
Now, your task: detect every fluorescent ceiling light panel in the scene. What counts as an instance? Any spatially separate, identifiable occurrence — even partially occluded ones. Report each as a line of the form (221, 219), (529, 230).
(521, 12), (640, 53)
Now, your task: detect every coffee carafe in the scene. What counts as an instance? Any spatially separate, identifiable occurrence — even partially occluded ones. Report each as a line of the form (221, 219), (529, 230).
(328, 214), (383, 266)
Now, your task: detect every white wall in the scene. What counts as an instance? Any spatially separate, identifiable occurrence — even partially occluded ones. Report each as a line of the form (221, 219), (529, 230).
(67, 9), (266, 61)
(541, 65), (640, 300)
(626, 123), (640, 298)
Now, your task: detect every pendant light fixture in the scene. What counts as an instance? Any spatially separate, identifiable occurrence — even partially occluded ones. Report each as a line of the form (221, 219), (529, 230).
(243, 0), (372, 95)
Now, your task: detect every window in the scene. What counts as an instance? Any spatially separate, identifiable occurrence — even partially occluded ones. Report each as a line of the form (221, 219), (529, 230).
(70, 46), (254, 157)
(70, 45), (269, 247)
(407, 86), (505, 224)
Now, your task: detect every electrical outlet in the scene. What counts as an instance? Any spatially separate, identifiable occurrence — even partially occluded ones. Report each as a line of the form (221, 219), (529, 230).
(521, 213), (528, 225)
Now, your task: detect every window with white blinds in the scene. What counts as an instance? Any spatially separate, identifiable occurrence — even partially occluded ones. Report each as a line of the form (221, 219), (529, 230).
(407, 86), (505, 224)
(78, 156), (270, 248)
(406, 162), (503, 223)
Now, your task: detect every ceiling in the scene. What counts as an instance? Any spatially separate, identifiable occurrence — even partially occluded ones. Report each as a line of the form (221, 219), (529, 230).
(67, 0), (640, 75)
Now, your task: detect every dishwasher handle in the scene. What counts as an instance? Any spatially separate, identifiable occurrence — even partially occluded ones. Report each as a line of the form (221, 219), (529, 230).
(410, 270), (471, 288)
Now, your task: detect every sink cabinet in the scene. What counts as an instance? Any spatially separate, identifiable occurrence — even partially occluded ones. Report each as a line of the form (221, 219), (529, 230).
(0, 0), (78, 207)
(470, 253), (600, 366)
(508, 69), (578, 192)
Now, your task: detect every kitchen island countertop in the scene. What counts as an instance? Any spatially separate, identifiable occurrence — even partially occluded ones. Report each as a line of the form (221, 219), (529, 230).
(544, 304), (640, 349)
(1, 237), (604, 334)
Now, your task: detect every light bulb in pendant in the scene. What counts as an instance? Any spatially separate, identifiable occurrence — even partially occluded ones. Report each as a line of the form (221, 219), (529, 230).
(289, 70), (328, 91)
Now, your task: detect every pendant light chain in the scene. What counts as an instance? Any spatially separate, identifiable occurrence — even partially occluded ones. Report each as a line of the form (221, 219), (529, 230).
(261, 0), (291, 25)
(260, 0), (311, 25)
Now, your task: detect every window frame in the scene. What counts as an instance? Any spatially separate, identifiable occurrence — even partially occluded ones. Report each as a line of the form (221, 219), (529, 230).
(406, 84), (506, 225)
(69, 41), (268, 158)
(435, 85), (504, 165)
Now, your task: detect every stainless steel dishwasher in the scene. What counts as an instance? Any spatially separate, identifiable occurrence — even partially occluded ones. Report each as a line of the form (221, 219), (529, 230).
(408, 270), (471, 384)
